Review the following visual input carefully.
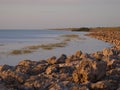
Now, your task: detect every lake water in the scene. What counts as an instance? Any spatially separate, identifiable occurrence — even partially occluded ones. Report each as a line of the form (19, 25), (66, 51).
(0, 30), (112, 65)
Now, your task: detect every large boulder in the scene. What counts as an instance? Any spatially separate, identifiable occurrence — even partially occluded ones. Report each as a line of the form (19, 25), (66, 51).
(72, 59), (107, 83)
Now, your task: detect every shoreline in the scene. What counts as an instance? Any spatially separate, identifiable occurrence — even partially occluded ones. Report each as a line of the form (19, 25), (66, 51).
(0, 29), (120, 89)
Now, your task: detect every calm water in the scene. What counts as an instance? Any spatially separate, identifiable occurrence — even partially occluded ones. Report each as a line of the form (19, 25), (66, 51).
(0, 30), (112, 65)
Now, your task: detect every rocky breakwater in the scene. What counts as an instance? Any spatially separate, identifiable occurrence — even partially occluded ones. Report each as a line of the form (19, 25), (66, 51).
(0, 30), (120, 90)
(0, 47), (120, 90)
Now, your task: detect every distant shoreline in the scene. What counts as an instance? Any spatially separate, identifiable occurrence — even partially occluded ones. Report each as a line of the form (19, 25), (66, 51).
(49, 27), (120, 32)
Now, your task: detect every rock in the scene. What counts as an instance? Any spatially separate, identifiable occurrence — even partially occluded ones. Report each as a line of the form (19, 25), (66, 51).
(45, 65), (59, 75)
(70, 86), (89, 90)
(90, 80), (118, 90)
(92, 52), (103, 60)
(15, 65), (31, 74)
(72, 59), (107, 83)
(57, 54), (67, 63)
(103, 48), (114, 56)
(0, 69), (28, 84)
(59, 66), (74, 74)
(47, 56), (57, 64)
(0, 65), (14, 72)
(80, 53), (89, 59)
(75, 50), (82, 58)
(39, 60), (48, 64)
(30, 64), (48, 75)
(0, 84), (14, 90)
(48, 83), (62, 90)
(18, 60), (37, 67)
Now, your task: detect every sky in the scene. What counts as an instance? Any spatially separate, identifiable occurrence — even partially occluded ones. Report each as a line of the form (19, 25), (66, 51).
(0, 0), (120, 29)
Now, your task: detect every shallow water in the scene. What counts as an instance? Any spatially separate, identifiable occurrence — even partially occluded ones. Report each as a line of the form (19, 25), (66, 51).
(0, 30), (112, 65)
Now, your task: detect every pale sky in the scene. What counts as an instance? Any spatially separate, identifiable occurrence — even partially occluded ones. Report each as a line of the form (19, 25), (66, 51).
(0, 0), (120, 29)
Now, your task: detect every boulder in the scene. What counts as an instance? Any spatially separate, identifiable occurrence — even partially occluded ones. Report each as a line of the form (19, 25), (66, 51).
(72, 59), (107, 83)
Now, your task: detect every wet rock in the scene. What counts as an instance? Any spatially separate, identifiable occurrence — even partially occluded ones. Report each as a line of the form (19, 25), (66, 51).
(72, 59), (107, 83)
(57, 54), (67, 63)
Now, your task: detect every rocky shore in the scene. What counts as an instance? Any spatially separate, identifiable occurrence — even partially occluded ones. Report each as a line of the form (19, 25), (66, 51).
(0, 30), (120, 90)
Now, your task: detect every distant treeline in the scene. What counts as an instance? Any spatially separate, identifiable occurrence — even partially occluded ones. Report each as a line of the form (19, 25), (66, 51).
(70, 27), (90, 31)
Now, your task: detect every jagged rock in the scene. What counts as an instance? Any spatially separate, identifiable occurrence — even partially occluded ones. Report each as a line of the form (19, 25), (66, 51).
(90, 80), (118, 90)
(48, 83), (62, 90)
(39, 60), (48, 64)
(15, 65), (31, 74)
(70, 86), (89, 90)
(92, 52), (103, 60)
(47, 56), (57, 64)
(80, 53), (89, 59)
(18, 60), (37, 67)
(72, 59), (107, 83)
(0, 69), (28, 84)
(103, 48), (114, 56)
(59, 66), (74, 74)
(57, 54), (67, 63)
(0, 84), (14, 90)
(30, 64), (48, 75)
(75, 50), (82, 58)
(0, 65), (14, 72)
(45, 65), (59, 75)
